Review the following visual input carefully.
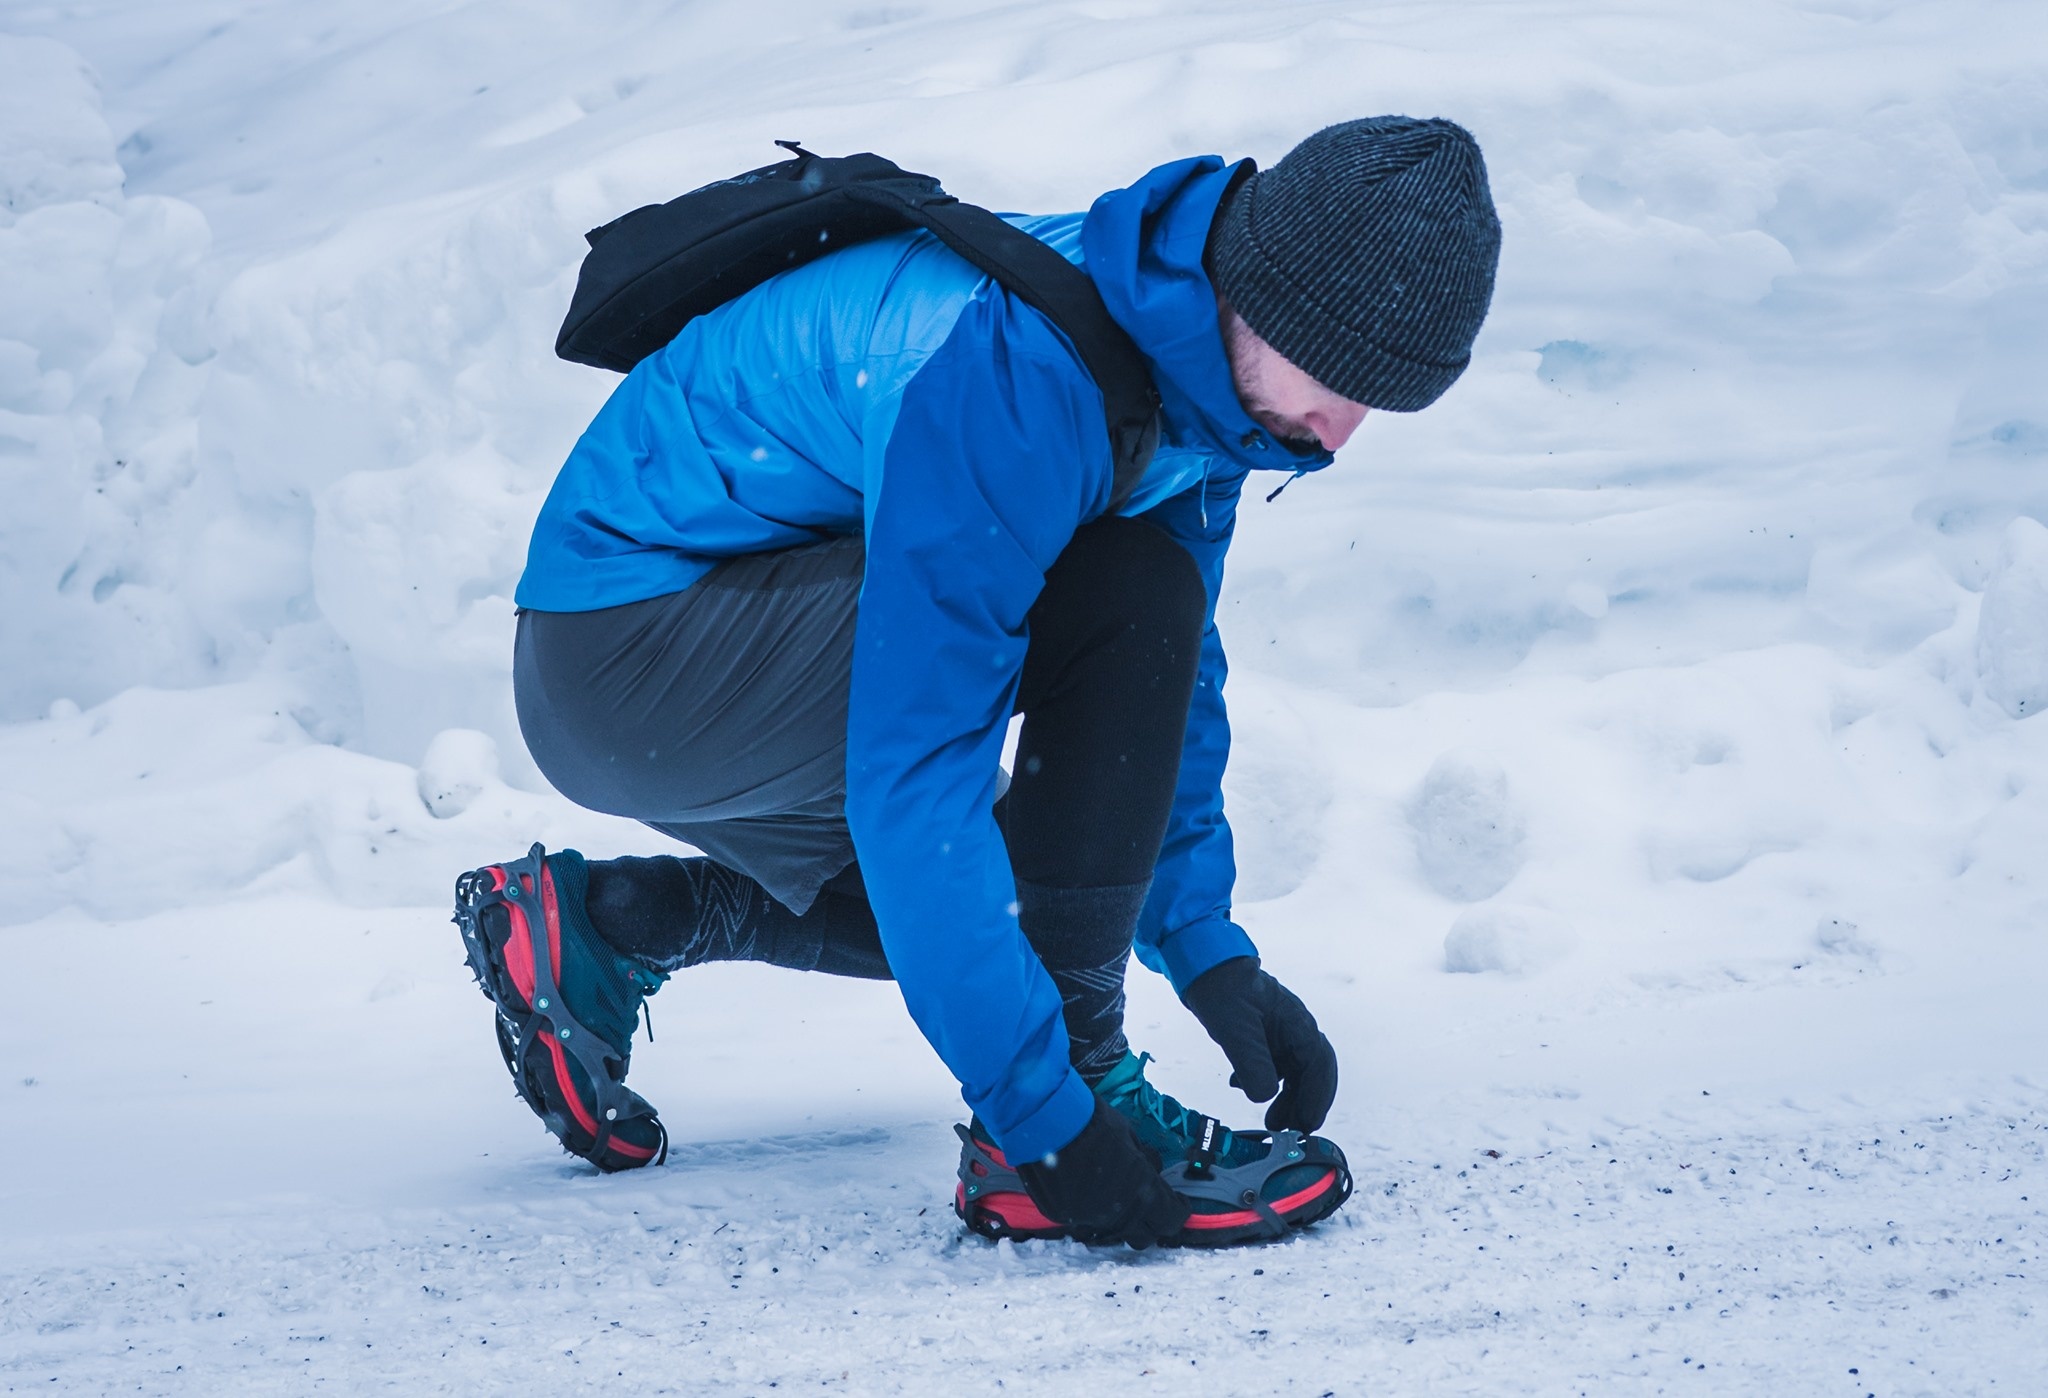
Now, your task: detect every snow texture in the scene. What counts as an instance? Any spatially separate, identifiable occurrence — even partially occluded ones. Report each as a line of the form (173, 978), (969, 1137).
(1406, 749), (1528, 902)
(1442, 905), (1574, 977)
(418, 727), (503, 821)
(1, 1), (2045, 1392)
(1977, 516), (2048, 720)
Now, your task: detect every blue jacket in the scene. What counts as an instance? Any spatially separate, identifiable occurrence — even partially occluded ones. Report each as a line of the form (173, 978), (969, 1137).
(517, 156), (1330, 1162)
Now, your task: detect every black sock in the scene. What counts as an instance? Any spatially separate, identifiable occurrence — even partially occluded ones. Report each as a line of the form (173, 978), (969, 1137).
(1015, 879), (1148, 1085)
(581, 859), (1141, 1078)
(582, 855), (889, 979)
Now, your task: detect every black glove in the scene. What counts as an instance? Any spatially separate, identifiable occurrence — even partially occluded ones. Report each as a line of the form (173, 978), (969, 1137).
(1180, 956), (1338, 1133)
(1016, 1098), (1191, 1249)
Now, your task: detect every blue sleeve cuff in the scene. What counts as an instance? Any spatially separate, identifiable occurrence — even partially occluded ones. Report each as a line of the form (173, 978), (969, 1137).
(1153, 915), (1259, 996)
(992, 1067), (1098, 1163)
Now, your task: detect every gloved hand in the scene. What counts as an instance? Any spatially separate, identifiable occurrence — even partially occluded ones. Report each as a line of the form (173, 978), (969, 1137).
(1016, 1098), (1191, 1249)
(1180, 956), (1338, 1133)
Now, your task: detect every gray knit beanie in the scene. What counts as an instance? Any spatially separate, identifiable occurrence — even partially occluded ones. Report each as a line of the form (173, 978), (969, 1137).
(1208, 116), (1501, 412)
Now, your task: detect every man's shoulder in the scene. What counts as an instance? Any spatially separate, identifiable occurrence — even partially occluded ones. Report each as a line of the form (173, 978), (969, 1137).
(1003, 211), (1087, 267)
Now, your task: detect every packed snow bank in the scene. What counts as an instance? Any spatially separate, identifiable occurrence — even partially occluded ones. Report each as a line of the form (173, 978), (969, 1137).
(7, 0), (2048, 748)
(1978, 515), (2048, 720)
(0, 36), (218, 719)
(0, 680), (675, 926)
(2, 0), (2041, 937)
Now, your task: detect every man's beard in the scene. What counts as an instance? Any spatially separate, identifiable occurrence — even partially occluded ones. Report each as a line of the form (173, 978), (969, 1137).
(1249, 410), (1325, 457)
(1221, 307), (1325, 456)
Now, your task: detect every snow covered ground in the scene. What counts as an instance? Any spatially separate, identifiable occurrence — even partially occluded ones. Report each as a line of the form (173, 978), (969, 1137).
(2, 0), (2044, 1391)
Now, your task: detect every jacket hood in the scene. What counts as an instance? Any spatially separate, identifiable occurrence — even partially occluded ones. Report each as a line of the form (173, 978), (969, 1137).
(1082, 155), (1335, 480)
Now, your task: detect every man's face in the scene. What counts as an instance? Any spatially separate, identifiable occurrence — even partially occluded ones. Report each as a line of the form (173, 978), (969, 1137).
(1218, 304), (1370, 455)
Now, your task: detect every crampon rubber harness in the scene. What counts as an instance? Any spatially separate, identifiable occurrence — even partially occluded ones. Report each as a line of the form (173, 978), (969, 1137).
(453, 844), (667, 1171)
(954, 1120), (1352, 1248)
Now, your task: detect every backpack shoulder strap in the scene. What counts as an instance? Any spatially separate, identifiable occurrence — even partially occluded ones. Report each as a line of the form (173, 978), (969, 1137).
(846, 184), (1160, 512)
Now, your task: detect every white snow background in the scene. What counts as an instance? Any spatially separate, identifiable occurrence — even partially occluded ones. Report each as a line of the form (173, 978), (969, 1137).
(2, 0), (2044, 1392)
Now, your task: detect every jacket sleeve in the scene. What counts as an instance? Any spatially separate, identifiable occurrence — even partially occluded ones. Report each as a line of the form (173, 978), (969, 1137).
(845, 286), (1114, 1165)
(1129, 461), (1260, 993)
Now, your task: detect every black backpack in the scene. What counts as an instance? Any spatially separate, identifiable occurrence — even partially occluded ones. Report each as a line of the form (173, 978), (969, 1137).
(555, 143), (1160, 506)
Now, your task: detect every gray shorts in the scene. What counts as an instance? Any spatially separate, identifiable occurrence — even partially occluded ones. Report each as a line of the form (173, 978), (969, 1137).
(513, 535), (864, 913)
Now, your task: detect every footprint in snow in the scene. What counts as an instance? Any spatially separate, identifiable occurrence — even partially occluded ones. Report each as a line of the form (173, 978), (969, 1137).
(1406, 749), (1527, 902)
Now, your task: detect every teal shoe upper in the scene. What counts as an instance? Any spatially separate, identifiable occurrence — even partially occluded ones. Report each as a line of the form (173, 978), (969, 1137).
(1092, 1050), (1265, 1171)
(541, 850), (668, 1059)
(1094, 1049), (1340, 1214)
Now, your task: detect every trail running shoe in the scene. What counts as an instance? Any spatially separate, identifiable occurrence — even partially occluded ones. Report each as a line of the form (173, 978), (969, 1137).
(955, 1050), (1352, 1246)
(452, 843), (669, 1172)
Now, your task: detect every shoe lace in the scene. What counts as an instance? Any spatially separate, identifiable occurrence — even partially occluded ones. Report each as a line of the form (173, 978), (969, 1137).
(1107, 1052), (1233, 1156)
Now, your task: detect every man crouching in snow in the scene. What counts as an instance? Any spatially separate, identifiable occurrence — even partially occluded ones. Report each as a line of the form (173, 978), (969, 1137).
(452, 118), (1500, 1248)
